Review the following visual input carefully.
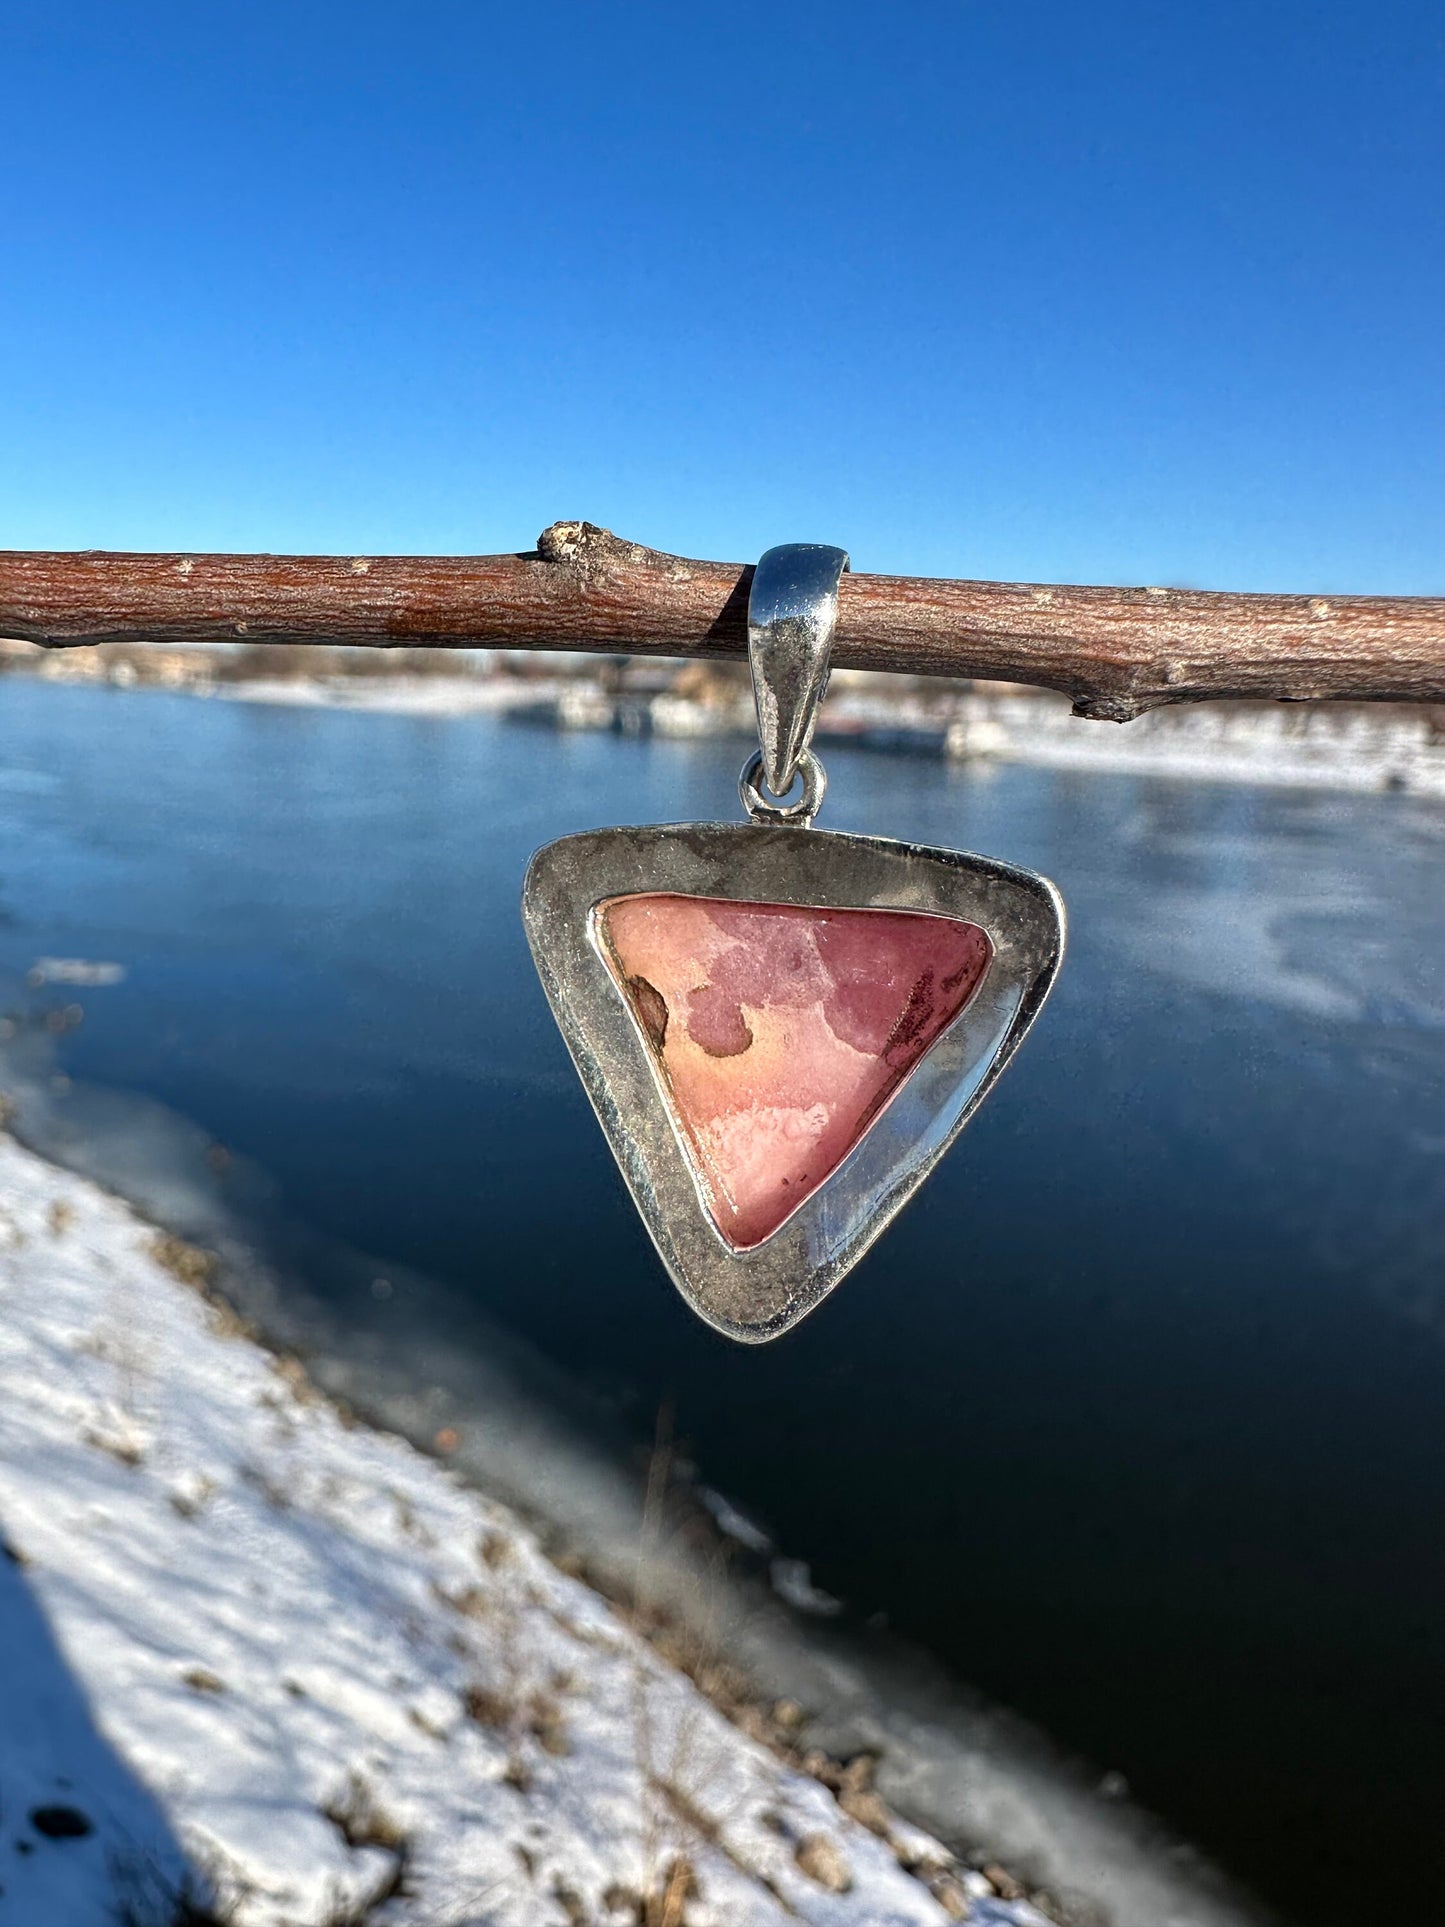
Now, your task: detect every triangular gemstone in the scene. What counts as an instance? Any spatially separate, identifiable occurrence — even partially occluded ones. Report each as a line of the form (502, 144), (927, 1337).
(597, 894), (991, 1249)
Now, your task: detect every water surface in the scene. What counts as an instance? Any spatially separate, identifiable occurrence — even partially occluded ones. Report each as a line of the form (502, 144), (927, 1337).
(1, 678), (1442, 1926)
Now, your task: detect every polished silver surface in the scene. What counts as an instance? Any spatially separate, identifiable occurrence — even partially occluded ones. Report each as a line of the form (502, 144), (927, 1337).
(746, 543), (849, 800)
(523, 821), (1065, 1342)
(738, 747), (827, 826)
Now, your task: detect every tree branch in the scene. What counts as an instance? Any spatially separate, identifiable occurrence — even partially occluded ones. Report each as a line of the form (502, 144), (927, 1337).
(2, 519), (1442, 721)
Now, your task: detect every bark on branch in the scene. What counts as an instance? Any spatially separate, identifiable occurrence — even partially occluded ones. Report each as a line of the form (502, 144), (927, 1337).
(2, 519), (1443, 721)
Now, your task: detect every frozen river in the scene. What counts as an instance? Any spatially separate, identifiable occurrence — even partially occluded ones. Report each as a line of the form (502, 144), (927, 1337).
(0, 676), (1441, 1925)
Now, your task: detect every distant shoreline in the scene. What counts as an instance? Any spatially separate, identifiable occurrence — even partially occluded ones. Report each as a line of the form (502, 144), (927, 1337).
(5, 633), (1442, 799)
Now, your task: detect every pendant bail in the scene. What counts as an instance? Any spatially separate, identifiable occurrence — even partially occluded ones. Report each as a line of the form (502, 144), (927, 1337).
(746, 543), (849, 803)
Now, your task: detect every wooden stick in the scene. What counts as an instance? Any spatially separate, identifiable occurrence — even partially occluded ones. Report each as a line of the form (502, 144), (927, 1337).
(3, 520), (1442, 721)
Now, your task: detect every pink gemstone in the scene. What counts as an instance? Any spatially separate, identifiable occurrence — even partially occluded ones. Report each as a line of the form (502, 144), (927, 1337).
(597, 894), (991, 1250)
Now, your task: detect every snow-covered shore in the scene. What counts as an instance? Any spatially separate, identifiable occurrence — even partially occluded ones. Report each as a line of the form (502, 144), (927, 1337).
(0, 1127), (1051, 1927)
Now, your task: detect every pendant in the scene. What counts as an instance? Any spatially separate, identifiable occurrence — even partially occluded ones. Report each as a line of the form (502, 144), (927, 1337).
(523, 545), (1065, 1343)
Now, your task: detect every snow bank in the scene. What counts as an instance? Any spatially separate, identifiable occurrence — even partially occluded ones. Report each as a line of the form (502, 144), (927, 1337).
(0, 1131), (1048, 1927)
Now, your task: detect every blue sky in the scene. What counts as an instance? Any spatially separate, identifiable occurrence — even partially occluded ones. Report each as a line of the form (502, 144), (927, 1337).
(1, 1), (1441, 589)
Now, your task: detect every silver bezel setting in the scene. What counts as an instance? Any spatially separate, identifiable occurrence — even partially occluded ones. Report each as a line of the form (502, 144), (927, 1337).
(523, 821), (1065, 1343)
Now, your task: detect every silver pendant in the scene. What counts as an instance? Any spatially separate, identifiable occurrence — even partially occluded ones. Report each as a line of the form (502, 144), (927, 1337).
(523, 545), (1065, 1343)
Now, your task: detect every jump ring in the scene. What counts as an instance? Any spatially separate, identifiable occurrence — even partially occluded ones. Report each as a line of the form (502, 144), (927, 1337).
(738, 749), (827, 826)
